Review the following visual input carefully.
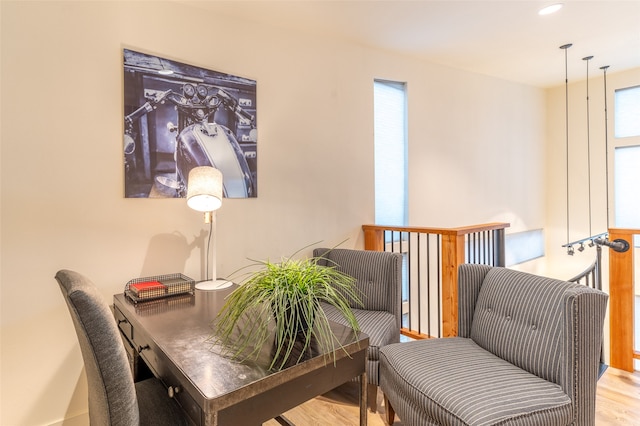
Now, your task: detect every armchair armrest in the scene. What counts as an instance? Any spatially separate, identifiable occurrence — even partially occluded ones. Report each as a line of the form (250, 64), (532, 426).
(561, 287), (608, 425)
(457, 264), (492, 337)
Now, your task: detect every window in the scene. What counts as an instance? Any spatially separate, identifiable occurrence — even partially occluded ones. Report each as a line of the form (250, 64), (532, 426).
(374, 80), (409, 319)
(505, 229), (545, 266)
(614, 145), (640, 228)
(373, 80), (407, 227)
(614, 86), (640, 138)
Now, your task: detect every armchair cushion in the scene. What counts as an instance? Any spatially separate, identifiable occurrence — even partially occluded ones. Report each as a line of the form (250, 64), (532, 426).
(380, 338), (573, 426)
(321, 303), (397, 361)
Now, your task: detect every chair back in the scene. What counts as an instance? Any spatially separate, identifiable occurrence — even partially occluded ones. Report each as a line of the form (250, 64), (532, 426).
(313, 248), (402, 326)
(56, 270), (139, 426)
(470, 267), (587, 384)
(459, 264), (608, 425)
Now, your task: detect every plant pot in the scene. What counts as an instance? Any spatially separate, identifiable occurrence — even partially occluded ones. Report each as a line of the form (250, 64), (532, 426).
(271, 330), (320, 370)
(211, 246), (362, 371)
(272, 300), (316, 336)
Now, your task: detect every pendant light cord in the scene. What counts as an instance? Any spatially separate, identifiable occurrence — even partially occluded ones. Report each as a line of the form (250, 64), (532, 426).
(560, 44), (572, 245)
(583, 55), (594, 237)
(600, 65), (610, 229)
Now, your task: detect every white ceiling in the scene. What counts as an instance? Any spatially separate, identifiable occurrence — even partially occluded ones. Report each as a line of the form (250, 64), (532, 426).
(181, 0), (640, 88)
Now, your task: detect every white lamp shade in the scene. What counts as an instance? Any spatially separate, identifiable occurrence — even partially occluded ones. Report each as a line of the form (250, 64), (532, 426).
(186, 166), (223, 212)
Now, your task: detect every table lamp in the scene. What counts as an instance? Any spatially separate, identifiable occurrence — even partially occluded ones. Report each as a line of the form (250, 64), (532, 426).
(186, 166), (231, 290)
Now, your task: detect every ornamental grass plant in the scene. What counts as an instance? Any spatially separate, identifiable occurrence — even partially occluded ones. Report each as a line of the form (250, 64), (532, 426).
(210, 246), (362, 371)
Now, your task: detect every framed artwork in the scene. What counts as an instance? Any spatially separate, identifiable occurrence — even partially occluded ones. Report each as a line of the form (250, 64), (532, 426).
(123, 49), (257, 198)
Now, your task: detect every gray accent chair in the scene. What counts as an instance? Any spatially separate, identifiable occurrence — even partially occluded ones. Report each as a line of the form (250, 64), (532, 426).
(313, 248), (403, 412)
(380, 264), (608, 426)
(56, 269), (189, 426)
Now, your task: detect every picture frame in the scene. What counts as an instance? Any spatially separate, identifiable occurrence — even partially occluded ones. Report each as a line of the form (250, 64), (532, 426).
(123, 49), (257, 198)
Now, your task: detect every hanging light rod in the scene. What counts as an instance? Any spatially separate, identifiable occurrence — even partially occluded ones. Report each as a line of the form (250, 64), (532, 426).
(562, 232), (608, 249)
(600, 65), (610, 228)
(560, 42), (572, 247)
(583, 55), (594, 238)
(539, 3), (563, 15)
(562, 232), (608, 256)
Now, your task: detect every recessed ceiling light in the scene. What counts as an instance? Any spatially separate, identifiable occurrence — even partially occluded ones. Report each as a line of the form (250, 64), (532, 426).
(158, 69), (174, 75)
(539, 3), (563, 15)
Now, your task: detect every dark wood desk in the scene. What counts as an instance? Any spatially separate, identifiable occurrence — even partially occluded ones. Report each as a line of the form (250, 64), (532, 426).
(113, 288), (369, 426)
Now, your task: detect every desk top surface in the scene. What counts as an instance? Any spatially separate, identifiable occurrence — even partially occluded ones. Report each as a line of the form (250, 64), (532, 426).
(113, 288), (368, 411)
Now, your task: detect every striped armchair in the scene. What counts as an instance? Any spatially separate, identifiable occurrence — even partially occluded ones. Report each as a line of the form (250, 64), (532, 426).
(380, 264), (608, 426)
(314, 248), (403, 412)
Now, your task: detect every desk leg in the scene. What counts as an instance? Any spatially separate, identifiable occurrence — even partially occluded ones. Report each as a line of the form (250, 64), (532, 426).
(360, 372), (368, 426)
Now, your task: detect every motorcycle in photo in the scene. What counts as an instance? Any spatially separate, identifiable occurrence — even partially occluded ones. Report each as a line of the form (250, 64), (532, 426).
(124, 82), (256, 198)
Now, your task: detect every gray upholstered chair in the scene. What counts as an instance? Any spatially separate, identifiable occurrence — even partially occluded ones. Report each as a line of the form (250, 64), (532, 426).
(56, 270), (189, 426)
(313, 248), (403, 412)
(379, 264), (608, 426)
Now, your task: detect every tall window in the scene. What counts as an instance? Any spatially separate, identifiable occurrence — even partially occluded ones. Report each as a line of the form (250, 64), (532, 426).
(374, 80), (407, 227)
(614, 86), (640, 138)
(614, 146), (640, 228)
(614, 85), (640, 227)
(374, 80), (409, 320)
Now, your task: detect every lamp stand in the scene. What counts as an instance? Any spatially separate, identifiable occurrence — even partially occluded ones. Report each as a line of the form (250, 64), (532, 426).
(195, 211), (232, 290)
(196, 279), (232, 290)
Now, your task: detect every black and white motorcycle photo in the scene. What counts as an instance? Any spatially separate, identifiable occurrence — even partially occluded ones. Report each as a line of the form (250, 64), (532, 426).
(123, 49), (258, 199)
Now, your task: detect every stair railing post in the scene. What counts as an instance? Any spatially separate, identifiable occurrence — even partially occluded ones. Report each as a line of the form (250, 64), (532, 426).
(608, 228), (635, 372)
(442, 232), (466, 337)
(493, 228), (506, 267)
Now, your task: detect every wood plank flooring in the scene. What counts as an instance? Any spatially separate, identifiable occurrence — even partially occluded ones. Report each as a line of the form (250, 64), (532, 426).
(264, 367), (640, 425)
(593, 367), (640, 425)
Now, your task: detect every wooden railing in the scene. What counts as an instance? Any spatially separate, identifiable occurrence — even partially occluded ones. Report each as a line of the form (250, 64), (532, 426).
(363, 222), (509, 339)
(608, 228), (639, 372)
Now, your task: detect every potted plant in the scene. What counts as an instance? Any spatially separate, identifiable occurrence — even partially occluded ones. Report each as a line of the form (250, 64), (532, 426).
(210, 245), (362, 370)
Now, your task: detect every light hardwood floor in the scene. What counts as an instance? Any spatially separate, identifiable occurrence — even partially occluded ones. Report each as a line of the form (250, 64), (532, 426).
(264, 367), (640, 425)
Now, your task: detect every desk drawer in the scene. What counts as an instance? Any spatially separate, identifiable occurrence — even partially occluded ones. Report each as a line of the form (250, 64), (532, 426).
(114, 305), (153, 382)
(134, 333), (202, 425)
(112, 294), (211, 426)
(159, 363), (203, 426)
(113, 305), (133, 341)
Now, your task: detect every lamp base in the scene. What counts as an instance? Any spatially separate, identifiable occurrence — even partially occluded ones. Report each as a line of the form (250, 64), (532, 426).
(195, 279), (232, 291)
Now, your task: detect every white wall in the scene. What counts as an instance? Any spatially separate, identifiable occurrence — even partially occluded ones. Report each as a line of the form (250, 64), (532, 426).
(2, 2), (549, 424)
(407, 70), (546, 232)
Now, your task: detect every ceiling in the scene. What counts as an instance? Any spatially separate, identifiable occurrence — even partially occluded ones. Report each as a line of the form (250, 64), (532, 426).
(181, 0), (640, 88)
